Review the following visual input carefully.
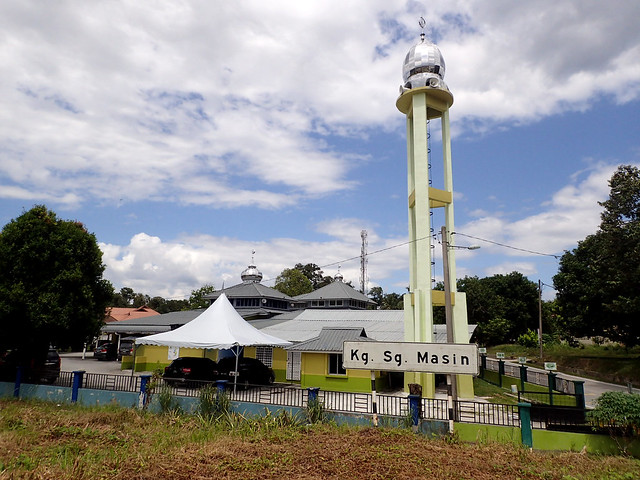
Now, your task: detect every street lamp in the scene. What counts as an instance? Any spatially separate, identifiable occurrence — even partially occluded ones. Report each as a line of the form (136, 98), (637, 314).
(440, 226), (479, 404)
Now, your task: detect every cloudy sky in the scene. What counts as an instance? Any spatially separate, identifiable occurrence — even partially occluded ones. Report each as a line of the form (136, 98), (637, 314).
(1, 1), (639, 300)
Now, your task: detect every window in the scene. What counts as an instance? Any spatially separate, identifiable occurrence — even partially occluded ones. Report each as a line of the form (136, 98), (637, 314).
(256, 346), (273, 367)
(328, 354), (346, 375)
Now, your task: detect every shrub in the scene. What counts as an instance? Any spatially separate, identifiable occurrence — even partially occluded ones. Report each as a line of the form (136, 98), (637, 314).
(305, 398), (326, 424)
(588, 391), (640, 455)
(517, 329), (539, 348)
(198, 385), (230, 422)
(157, 384), (182, 415)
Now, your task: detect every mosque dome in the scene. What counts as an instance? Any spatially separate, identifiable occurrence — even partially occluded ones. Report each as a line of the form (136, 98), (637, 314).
(401, 36), (449, 92)
(241, 263), (263, 283)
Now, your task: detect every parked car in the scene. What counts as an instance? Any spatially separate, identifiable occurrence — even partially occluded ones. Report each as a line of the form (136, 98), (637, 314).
(217, 356), (275, 386)
(0, 348), (60, 384)
(117, 337), (136, 361)
(163, 357), (219, 386)
(94, 342), (117, 361)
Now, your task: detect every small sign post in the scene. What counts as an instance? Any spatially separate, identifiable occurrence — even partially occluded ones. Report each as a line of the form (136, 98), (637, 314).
(496, 352), (505, 359)
(544, 362), (557, 371)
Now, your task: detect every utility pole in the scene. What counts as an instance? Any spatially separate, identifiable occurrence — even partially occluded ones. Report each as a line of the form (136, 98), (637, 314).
(441, 226), (457, 404)
(538, 279), (543, 362)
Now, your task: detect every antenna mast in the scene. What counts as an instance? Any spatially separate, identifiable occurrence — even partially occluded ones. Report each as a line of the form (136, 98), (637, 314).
(360, 230), (368, 294)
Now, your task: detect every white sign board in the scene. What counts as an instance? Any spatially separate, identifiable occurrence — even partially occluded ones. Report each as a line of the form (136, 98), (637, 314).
(342, 341), (478, 375)
(167, 346), (180, 361)
(544, 362), (557, 371)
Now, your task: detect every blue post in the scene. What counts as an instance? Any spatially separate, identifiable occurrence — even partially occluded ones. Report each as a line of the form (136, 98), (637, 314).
(13, 366), (23, 398)
(519, 365), (528, 392)
(138, 374), (152, 409)
(518, 402), (533, 448)
(71, 370), (85, 403)
(216, 379), (228, 394)
(307, 387), (320, 403)
(408, 394), (421, 430)
(498, 360), (505, 388)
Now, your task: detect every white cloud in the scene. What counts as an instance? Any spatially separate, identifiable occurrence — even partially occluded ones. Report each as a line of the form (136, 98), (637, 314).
(1, 1), (638, 210)
(100, 222), (410, 298)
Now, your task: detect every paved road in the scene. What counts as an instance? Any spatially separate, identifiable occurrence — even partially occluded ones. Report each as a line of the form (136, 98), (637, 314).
(60, 352), (152, 376)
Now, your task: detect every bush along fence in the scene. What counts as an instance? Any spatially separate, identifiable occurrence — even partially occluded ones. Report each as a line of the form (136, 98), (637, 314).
(2, 368), (638, 456)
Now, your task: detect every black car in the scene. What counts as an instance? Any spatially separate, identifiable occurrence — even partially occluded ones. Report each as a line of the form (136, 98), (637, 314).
(117, 337), (136, 361)
(0, 348), (60, 384)
(94, 342), (117, 361)
(217, 356), (275, 386)
(163, 357), (219, 385)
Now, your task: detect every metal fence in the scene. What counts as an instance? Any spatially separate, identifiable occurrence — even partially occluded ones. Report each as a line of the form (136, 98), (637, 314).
(456, 401), (521, 427)
(22, 370), (594, 432)
(84, 372), (142, 392)
(518, 390), (578, 407)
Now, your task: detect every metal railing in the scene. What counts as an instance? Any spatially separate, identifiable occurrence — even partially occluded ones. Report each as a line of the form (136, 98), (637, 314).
(82, 372), (141, 392)
(17, 370), (594, 432)
(456, 401), (520, 427)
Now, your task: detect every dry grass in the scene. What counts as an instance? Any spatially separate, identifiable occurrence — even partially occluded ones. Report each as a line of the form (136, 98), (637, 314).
(1, 399), (639, 479)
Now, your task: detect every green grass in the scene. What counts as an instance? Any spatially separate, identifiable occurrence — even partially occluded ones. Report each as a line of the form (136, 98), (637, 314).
(2, 398), (640, 479)
(473, 377), (519, 404)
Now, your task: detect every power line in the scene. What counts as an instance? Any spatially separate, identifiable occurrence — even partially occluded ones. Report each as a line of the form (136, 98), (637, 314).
(452, 232), (561, 259)
(264, 231), (559, 285)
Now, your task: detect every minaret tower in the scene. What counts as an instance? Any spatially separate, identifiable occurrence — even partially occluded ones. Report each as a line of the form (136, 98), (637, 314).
(396, 20), (474, 398)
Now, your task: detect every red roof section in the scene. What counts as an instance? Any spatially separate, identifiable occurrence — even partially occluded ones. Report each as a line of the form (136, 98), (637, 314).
(104, 306), (160, 323)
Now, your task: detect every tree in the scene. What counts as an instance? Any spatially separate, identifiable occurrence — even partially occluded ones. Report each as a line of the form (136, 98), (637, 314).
(294, 263), (333, 290)
(111, 287), (137, 307)
(132, 293), (150, 308)
(380, 292), (404, 310)
(554, 165), (640, 347)
(274, 268), (313, 297)
(367, 286), (403, 310)
(187, 284), (215, 309)
(368, 286), (384, 307)
(456, 273), (540, 346)
(0, 206), (113, 356)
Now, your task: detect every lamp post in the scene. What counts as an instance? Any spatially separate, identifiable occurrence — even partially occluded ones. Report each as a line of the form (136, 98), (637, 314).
(440, 226), (479, 404)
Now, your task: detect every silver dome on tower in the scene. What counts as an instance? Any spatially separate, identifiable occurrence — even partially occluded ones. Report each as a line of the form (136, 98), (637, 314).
(241, 250), (263, 283)
(400, 19), (450, 94)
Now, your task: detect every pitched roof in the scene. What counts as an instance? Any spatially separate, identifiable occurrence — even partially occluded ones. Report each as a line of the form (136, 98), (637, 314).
(102, 309), (204, 334)
(104, 306), (160, 323)
(262, 309), (477, 344)
(263, 310), (403, 342)
(295, 281), (375, 304)
(286, 327), (375, 353)
(205, 282), (295, 301)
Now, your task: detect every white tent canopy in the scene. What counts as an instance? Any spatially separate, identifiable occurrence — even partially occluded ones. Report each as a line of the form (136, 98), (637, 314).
(135, 293), (291, 350)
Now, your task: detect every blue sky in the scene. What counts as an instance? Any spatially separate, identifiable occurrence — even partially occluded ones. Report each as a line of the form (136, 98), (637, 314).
(1, 1), (639, 300)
